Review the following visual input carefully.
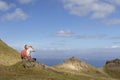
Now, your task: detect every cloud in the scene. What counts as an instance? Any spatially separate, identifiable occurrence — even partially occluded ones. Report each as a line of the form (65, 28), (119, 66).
(50, 40), (67, 46)
(62, 0), (115, 19)
(110, 36), (120, 39)
(55, 30), (75, 37)
(0, 0), (12, 11)
(104, 19), (120, 25)
(1, 8), (28, 21)
(107, 0), (120, 5)
(61, 0), (120, 25)
(18, 0), (33, 4)
(76, 34), (107, 39)
(0, 0), (36, 22)
(113, 42), (120, 44)
(105, 45), (120, 49)
(40, 47), (72, 51)
(55, 30), (107, 39)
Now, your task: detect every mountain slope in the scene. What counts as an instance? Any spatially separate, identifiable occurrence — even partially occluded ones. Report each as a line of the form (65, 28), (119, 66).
(0, 39), (21, 66)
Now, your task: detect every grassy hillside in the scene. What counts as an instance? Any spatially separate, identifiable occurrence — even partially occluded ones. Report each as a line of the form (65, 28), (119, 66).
(52, 57), (117, 80)
(0, 63), (118, 80)
(54, 57), (99, 74)
(0, 39), (21, 66)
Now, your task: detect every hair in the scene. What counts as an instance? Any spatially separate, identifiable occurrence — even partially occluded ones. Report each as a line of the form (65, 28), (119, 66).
(24, 44), (28, 49)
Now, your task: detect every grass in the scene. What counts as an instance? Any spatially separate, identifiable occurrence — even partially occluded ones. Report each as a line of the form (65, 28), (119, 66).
(103, 65), (120, 79)
(0, 62), (118, 80)
(0, 39), (21, 66)
(0, 61), (119, 80)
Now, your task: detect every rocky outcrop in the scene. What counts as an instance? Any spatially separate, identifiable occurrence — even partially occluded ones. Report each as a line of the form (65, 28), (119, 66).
(106, 58), (120, 65)
(21, 58), (46, 69)
(105, 58), (120, 71)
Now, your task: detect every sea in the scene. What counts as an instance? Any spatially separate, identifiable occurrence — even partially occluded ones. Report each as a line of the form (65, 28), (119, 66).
(36, 58), (106, 68)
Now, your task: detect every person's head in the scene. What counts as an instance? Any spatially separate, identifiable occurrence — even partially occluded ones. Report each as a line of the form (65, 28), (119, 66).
(24, 44), (28, 49)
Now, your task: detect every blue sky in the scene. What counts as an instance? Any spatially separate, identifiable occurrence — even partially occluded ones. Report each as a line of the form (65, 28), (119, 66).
(1, 0), (120, 59)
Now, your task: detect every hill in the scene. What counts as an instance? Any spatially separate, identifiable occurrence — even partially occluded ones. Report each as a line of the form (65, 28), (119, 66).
(53, 57), (114, 79)
(0, 39), (21, 66)
(0, 58), (117, 80)
(54, 57), (97, 72)
(102, 58), (120, 79)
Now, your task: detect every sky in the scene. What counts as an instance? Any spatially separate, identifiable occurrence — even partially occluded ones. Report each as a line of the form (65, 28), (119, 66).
(1, 0), (120, 60)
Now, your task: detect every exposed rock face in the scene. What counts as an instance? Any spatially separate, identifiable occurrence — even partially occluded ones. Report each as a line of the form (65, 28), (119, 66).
(55, 57), (95, 72)
(105, 58), (120, 71)
(106, 58), (120, 65)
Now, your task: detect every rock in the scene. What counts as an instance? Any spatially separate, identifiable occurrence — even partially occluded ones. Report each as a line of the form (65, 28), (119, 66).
(106, 58), (120, 65)
(21, 58), (46, 69)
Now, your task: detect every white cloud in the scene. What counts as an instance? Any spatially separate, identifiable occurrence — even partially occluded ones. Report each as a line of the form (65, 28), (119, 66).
(0, 0), (11, 11)
(40, 47), (72, 51)
(76, 34), (107, 39)
(1, 8), (28, 21)
(18, 0), (33, 4)
(55, 30), (75, 37)
(0, 0), (35, 22)
(62, 0), (115, 19)
(55, 30), (107, 39)
(50, 40), (67, 46)
(113, 42), (120, 44)
(104, 19), (120, 25)
(107, 0), (120, 5)
(91, 2), (115, 19)
(62, 0), (120, 25)
(105, 45), (120, 49)
(110, 36), (120, 39)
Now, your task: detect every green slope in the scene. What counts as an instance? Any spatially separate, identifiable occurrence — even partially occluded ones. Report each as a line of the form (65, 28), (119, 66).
(0, 63), (118, 80)
(0, 39), (21, 66)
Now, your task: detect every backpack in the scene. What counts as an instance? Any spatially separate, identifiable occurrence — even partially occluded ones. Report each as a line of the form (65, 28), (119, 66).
(20, 49), (27, 59)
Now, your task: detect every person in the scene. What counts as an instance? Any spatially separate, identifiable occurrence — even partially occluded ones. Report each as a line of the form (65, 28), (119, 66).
(26, 45), (35, 59)
(20, 45), (28, 59)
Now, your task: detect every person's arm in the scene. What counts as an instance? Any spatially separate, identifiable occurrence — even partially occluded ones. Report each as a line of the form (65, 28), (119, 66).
(29, 46), (35, 52)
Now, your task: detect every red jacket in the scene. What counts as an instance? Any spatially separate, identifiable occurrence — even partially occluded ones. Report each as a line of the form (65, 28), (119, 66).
(20, 49), (27, 59)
